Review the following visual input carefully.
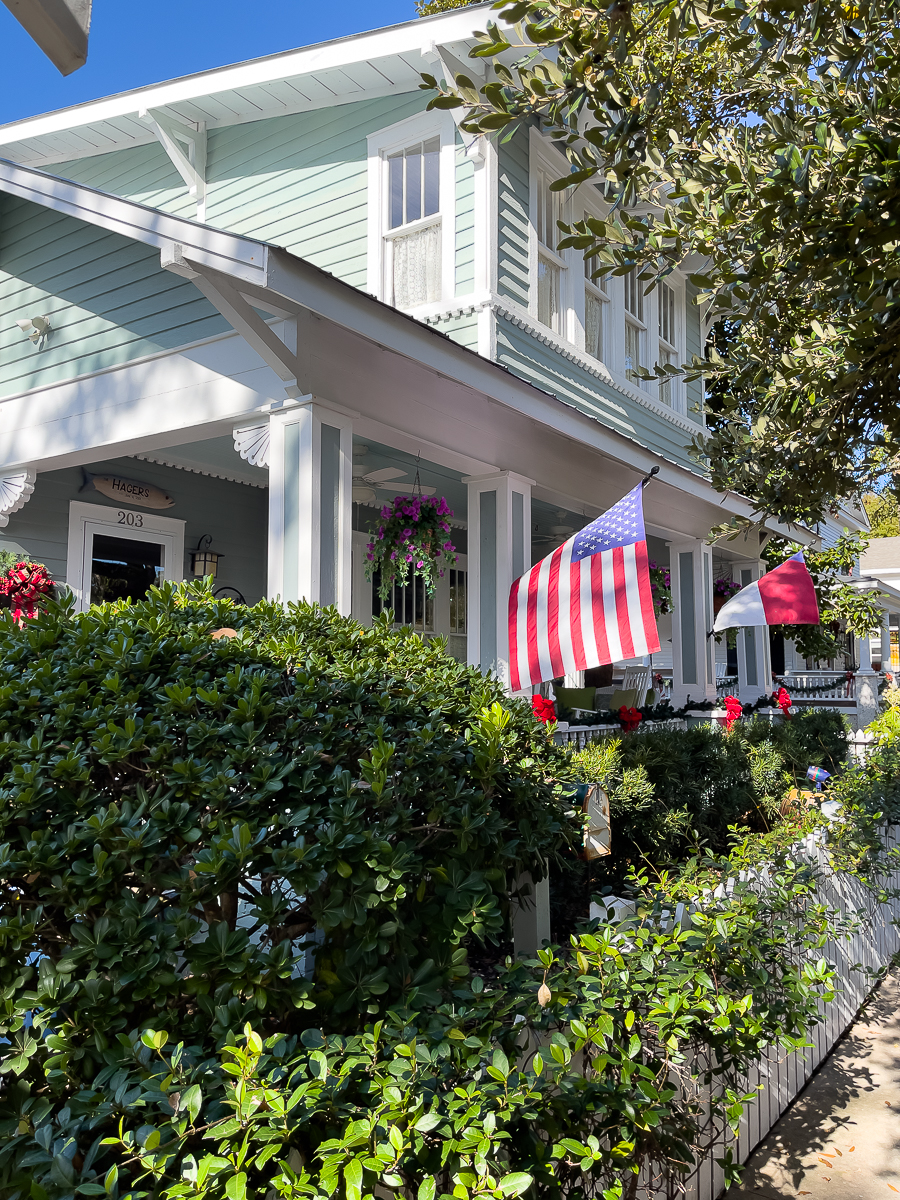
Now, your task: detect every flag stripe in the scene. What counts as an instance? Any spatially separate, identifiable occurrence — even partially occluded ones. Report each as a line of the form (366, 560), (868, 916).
(507, 483), (660, 690)
(546, 546), (565, 679)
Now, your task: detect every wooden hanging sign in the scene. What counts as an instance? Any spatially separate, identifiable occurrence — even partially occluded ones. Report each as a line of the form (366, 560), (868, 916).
(81, 471), (175, 509)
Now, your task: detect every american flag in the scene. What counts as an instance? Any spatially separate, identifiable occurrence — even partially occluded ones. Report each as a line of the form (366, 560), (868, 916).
(508, 483), (660, 691)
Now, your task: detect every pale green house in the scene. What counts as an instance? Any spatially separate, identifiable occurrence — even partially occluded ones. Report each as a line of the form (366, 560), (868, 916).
(0, 5), (829, 707)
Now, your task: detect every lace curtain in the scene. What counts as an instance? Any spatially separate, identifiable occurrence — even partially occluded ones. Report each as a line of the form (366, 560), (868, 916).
(391, 224), (441, 308)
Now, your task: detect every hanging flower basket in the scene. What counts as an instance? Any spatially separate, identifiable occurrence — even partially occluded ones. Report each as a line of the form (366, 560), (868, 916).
(648, 562), (672, 618)
(713, 578), (742, 614)
(0, 560), (54, 623)
(366, 495), (458, 604)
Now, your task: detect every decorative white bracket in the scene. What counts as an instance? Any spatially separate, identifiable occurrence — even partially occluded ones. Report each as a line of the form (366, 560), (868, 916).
(0, 469), (36, 529)
(139, 107), (207, 220)
(421, 42), (487, 163)
(233, 422), (270, 469)
(160, 251), (304, 399)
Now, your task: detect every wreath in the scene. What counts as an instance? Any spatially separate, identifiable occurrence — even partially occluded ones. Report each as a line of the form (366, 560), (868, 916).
(366, 495), (458, 604)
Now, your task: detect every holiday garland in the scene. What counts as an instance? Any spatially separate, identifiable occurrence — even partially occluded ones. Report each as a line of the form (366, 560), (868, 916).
(366, 495), (458, 605)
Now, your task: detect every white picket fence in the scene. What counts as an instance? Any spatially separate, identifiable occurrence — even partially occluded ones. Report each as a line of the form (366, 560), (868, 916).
(632, 825), (900, 1199)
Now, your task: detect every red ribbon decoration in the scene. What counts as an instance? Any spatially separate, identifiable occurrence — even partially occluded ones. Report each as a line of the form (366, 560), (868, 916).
(531, 695), (557, 724)
(0, 561), (53, 623)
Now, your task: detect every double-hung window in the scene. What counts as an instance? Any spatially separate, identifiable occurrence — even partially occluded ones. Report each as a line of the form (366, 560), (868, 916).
(535, 168), (566, 334)
(657, 280), (678, 407)
(624, 269), (647, 388)
(583, 250), (608, 362)
(384, 137), (441, 309)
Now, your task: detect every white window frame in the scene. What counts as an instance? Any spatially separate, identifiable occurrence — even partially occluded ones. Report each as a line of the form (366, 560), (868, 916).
(367, 110), (456, 316)
(575, 191), (612, 366)
(529, 129), (574, 340)
(66, 500), (185, 613)
(654, 275), (686, 414)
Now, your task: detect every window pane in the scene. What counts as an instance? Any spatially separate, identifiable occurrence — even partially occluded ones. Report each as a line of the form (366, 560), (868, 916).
(538, 174), (558, 250)
(585, 290), (603, 359)
(538, 256), (560, 331)
(659, 281), (675, 344)
(625, 270), (643, 321)
(405, 146), (422, 224)
(450, 569), (467, 634)
(392, 223), (441, 307)
(90, 535), (164, 606)
(658, 346), (675, 405)
(625, 319), (645, 387)
(388, 153), (404, 229)
(423, 137), (440, 216)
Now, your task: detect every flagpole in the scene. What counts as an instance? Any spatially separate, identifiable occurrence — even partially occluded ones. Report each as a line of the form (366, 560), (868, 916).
(640, 465), (660, 488)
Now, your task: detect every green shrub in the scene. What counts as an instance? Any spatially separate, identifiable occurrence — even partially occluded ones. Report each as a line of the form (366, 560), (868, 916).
(0, 582), (575, 1073)
(563, 711), (848, 892)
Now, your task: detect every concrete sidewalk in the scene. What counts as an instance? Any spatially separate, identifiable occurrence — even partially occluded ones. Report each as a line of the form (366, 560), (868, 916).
(730, 968), (900, 1198)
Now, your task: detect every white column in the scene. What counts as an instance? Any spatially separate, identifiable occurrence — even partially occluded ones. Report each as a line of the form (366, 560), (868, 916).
(879, 610), (891, 672)
(733, 562), (772, 703)
(267, 398), (353, 613)
(856, 631), (880, 729)
(669, 538), (716, 707)
(464, 471), (533, 687)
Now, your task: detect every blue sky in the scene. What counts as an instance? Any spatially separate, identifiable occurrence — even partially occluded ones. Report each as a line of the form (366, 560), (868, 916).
(0, 0), (416, 126)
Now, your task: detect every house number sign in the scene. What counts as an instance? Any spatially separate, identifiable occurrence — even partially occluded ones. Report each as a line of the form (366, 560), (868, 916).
(80, 471), (175, 509)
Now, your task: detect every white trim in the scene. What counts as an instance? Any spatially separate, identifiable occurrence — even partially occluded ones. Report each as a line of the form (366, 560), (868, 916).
(366, 109), (456, 306)
(65, 500), (186, 612)
(0, 8), (506, 156)
(489, 295), (703, 434)
(0, 159), (268, 289)
(132, 453), (267, 488)
(0, 470), (36, 528)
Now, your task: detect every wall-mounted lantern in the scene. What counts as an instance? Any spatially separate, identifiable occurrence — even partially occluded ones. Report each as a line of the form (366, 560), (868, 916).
(191, 534), (222, 578)
(16, 316), (51, 349)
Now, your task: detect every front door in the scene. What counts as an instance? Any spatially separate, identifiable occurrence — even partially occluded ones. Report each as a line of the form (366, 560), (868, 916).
(66, 501), (186, 612)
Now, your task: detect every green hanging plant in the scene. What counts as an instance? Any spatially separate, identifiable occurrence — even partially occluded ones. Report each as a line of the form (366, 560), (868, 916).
(365, 494), (458, 605)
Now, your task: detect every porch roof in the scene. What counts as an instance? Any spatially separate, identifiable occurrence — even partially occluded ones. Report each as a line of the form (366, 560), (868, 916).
(0, 156), (810, 547)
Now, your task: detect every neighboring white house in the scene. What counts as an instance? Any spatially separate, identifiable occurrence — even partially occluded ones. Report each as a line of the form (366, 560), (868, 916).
(0, 5), (883, 716)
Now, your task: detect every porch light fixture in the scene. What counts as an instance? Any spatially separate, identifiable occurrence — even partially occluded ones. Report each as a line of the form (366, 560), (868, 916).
(191, 534), (222, 578)
(16, 316), (51, 349)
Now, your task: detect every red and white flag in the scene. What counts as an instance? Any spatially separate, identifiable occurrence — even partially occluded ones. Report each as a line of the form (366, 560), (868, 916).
(508, 483), (660, 691)
(713, 551), (820, 632)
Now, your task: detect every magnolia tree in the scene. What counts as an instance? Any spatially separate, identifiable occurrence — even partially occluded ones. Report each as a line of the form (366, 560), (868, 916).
(425, 0), (900, 528)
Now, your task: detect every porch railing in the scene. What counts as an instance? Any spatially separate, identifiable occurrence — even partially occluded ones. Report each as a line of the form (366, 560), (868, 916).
(715, 675), (739, 698)
(553, 718), (688, 748)
(777, 672), (856, 705)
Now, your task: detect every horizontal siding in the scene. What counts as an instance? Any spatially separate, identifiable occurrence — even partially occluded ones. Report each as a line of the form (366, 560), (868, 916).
(53, 93), (430, 291)
(0, 197), (228, 399)
(51, 142), (196, 219)
(455, 138), (475, 295)
(497, 125), (530, 308)
(0, 457), (268, 605)
(496, 317), (698, 469)
(684, 280), (704, 423)
(426, 310), (480, 352)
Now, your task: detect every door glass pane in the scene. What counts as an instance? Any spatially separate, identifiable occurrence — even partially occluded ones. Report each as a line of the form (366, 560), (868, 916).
(90, 534), (164, 605)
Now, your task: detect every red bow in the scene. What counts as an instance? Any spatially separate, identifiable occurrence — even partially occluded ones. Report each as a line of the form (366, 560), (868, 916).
(723, 695), (743, 732)
(618, 705), (643, 733)
(775, 686), (792, 717)
(531, 695), (556, 725)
